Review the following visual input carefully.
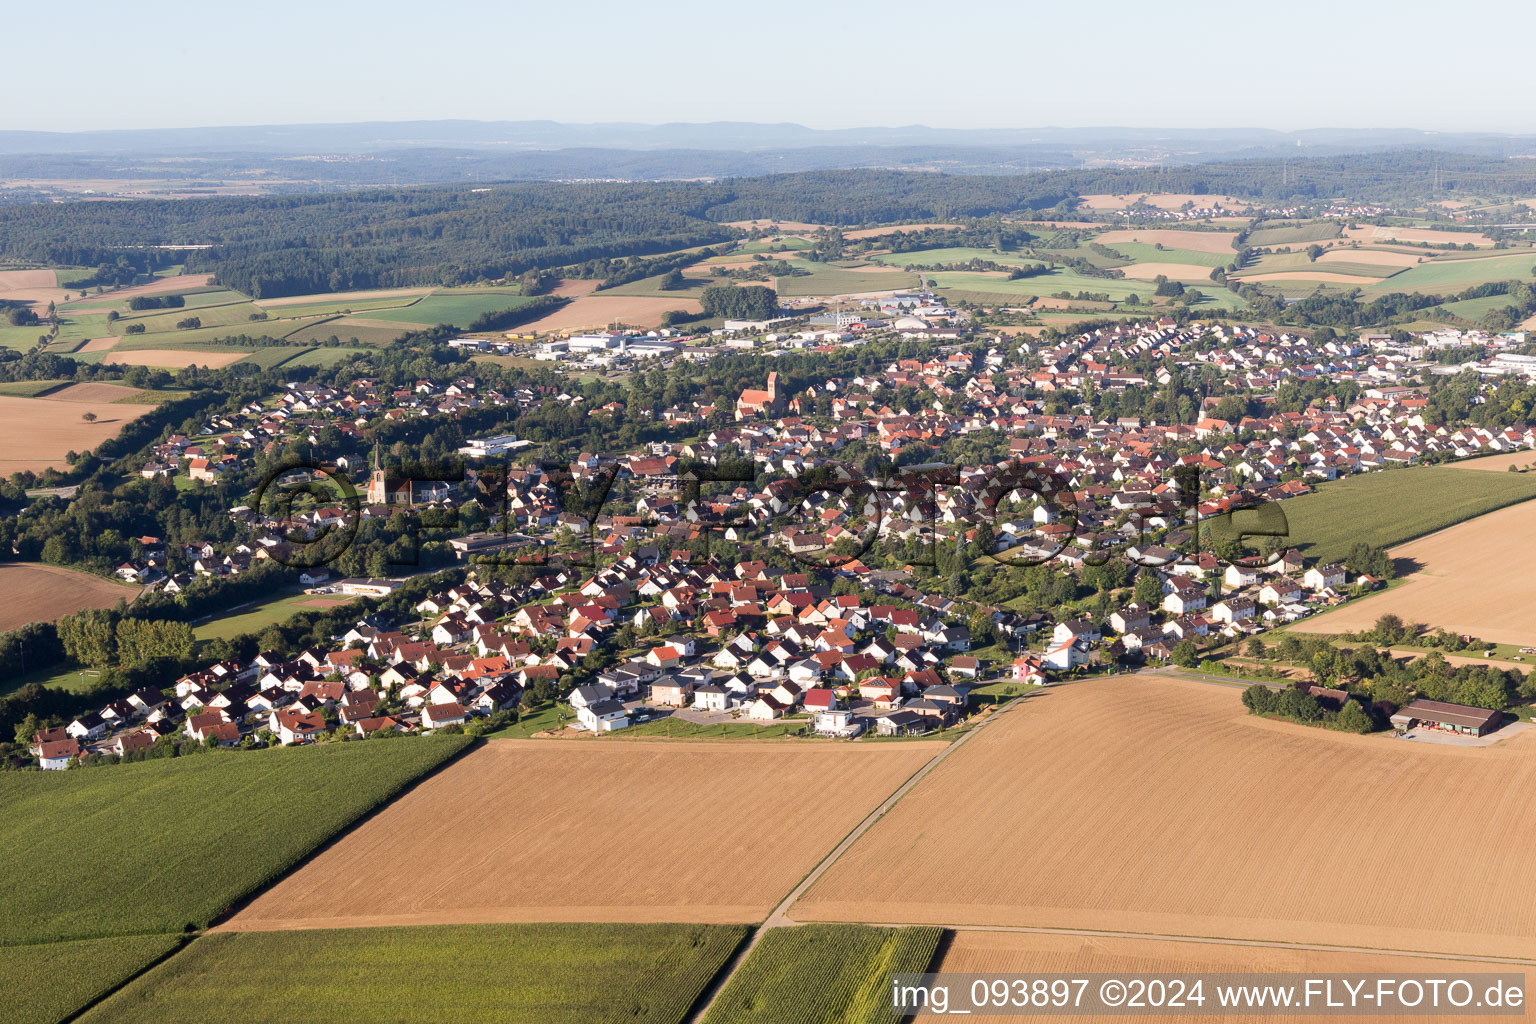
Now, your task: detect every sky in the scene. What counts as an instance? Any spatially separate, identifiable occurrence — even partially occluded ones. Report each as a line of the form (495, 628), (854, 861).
(4, 0), (1531, 135)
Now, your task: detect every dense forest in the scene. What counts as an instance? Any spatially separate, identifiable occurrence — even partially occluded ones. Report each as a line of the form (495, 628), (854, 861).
(3, 153), (1536, 298)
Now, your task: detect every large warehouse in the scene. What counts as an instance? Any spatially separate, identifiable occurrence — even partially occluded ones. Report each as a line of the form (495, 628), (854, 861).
(1390, 699), (1503, 737)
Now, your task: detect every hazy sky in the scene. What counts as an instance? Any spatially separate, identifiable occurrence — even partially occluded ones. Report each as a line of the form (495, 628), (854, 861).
(5, 0), (1530, 134)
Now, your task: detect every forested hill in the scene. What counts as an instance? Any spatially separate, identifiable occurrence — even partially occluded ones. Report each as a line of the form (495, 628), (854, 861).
(4, 154), (1536, 297)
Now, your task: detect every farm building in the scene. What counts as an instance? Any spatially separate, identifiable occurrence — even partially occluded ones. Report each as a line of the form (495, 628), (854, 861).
(1389, 699), (1502, 737)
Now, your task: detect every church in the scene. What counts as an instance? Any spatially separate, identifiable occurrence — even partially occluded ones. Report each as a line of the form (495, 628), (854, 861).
(366, 445), (413, 505)
(735, 371), (786, 420)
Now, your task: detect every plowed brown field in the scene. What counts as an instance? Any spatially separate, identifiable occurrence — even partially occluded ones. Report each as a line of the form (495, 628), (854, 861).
(1293, 496), (1536, 646)
(221, 737), (942, 932)
(0, 563), (136, 631)
(914, 932), (1531, 1022)
(794, 675), (1536, 959)
(0, 394), (157, 474)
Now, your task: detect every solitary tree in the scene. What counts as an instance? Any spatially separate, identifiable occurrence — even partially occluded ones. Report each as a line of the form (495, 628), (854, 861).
(81, 411), (97, 423)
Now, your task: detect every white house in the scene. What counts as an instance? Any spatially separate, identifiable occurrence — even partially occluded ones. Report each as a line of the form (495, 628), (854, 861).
(1303, 564), (1347, 591)
(576, 698), (629, 732)
(1042, 639), (1091, 671)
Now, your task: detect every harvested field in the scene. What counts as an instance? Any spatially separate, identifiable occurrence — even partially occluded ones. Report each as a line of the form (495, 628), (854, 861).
(723, 219), (825, 232)
(550, 278), (601, 297)
(1077, 193), (1254, 212)
(1117, 261), (1218, 281)
(843, 222), (962, 239)
(255, 286), (431, 307)
(794, 675), (1536, 959)
(1451, 451), (1536, 472)
(0, 394), (157, 474)
(1316, 248), (1427, 268)
(914, 932), (1532, 1022)
(1346, 225), (1495, 246)
(75, 336), (119, 353)
(66, 274), (215, 309)
(1093, 229), (1238, 253)
(519, 294), (702, 333)
(223, 738), (943, 931)
(103, 348), (250, 368)
(1242, 271), (1382, 284)
(0, 563), (135, 632)
(0, 268), (73, 310)
(1294, 497), (1536, 647)
(37, 382), (146, 404)
(299, 596), (352, 608)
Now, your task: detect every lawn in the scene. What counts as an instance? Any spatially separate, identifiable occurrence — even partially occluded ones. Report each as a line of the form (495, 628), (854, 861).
(702, 924), (943, 1024)
(0, 735), (474, 944)
(1245, 221), (1343, 246)
(1202, 464), (1536, 565)
(614, 716), (811, 739)
(0, 660), (108, 699)
(482, 702), (569, 738)
(79, 924), (748, 1024)
(193, 590), (363, 643)
(0, 934), (184, 1024)
(1364, 252), (1536, 294)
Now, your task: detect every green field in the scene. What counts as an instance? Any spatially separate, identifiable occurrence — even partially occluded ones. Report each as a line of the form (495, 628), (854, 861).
(605, 272), (712, 298)
(193, 590), (363, 643)
(252, 293), (430, 318)
(1364, 252), (1536, 294)
(0, 934), (184, 1024)
(930, 268), (1248, 310)
(117, 299), (266, 335)
(0, 378), (68, 396)
(1095, 242), (1233, 268)
(871, 246), (1040, 269)
(80, 924), (748, 1024)
(277, 345), (370, 368)
(1204, 464), (1536, 565)
(1246, 221), (1343, 246)
(774, 260), (919, 297)
(356, 289), (533, 327)
(703, 925), (943, 1024)
(615, 716), (809, 739)
(1430, 293), (1523, 321)
(0, 324), (55, 350)
(0, 736), (473, 945)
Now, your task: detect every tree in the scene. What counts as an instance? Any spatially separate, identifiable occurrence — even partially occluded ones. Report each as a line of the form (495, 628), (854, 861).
(1133, 569), (1163, 608)
(658, 269), (685, 291)
(1372, 613), (1405, 644)
(1241, 684), (1277, 714)
(1336, 700), (1372, 733)
(81, 411), (97, 423)
(1171, 639), (1199, 668)
(700, 284), (779, 321)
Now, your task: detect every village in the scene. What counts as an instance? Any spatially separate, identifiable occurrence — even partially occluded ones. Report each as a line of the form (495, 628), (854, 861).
(29, 312), (1536, 768)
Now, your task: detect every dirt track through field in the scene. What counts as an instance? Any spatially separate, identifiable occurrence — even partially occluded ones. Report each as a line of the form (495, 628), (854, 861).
(793, 675), (1536, 960)
(219, 738), (943, 932)
(1294, 496), (1536, 647)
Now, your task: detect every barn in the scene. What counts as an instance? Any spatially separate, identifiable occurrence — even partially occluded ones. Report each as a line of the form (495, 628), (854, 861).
(1389, 699), (1502, 737)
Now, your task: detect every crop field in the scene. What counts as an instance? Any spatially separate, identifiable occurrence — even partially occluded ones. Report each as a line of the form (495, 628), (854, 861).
(1316, 247), (1429, 269)
(1094, 241), (1233, 268)
(1117, 261), (1222, 282)
(0, 736), (473, 945)
(1202, 463), (1536, 565)
(1091, 228), (1239, 253)
(1345, 225), (1496, 247)
(283, 320), (410, 345)
(870, 246), (1040, 268)
(1245, 221), (1343, 246)
(354, 289), (533, 327)
(62, 274), (216, 310)
(1294, 494), (1536, 646)
(80, 923), (747, 1024)
(774, 260), (917, 297)
(223, 738), (942, 931)
(0, 934), (184, 1024)
(794, 675), (1536, 959)
(117, 298), (266, 334)
(0, 392), (158, 475)
(0, 378), (68, 396)
(275, 345), (369, 368)
(604, 272), (712, 298)
(102, 348), (252, 368)
(520, 293), (703, 332)
(914, 932), (1531, 1023)
(703, 925), (942, 1024)
(1432, 293), (1525, 321)
(931, 270), (1248, 310)
(195, 590), (363, 642)
(1364, 252), (1536, 293)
